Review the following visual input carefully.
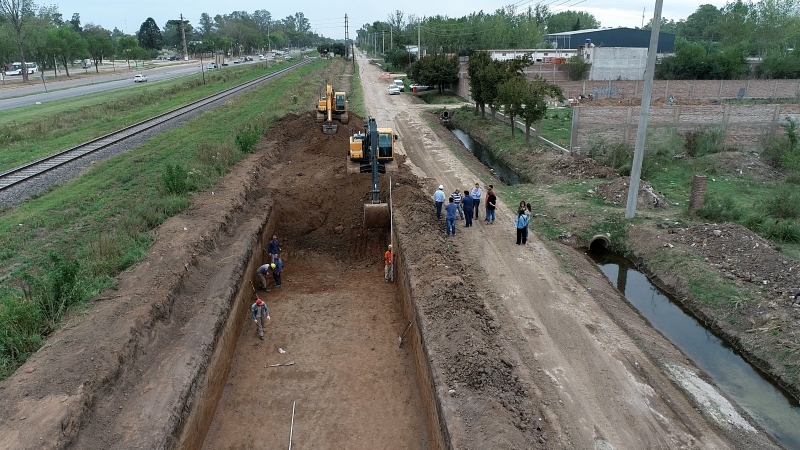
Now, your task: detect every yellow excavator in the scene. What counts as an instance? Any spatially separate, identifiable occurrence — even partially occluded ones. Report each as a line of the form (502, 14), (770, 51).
(351, 117), (396, 228)
(316, 84), (349, 134)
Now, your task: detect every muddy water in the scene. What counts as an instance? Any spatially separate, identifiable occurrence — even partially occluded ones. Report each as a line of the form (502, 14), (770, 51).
(592, 252), (800, 449)
(448, 128), (521, 185)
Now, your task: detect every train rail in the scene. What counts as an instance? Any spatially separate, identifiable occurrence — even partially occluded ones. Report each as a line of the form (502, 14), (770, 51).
(0, 58), (312, 194)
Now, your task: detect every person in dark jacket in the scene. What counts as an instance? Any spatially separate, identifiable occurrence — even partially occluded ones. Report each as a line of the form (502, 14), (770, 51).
(272, 256), (283, 287)
(461, 190), (474, 227)
(485, 188), (497, 224)
(267, 235), (281, 263)
(515, 209), (530, 245)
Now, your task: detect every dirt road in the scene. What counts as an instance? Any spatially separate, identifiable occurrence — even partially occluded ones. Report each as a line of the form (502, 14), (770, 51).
(357, 56), (773, 448)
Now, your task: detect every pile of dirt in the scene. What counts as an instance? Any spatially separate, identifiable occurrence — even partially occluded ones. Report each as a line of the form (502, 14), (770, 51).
(705, 151), (781, 180)
(589, 177), (667, 209)
(548, 156), (617, 180)
(667, 223), (799, 301)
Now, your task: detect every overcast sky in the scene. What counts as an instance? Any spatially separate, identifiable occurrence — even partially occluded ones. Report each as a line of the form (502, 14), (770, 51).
(52, 0), (732, 38)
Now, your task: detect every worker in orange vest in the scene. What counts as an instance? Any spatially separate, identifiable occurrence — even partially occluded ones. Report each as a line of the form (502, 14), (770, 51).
(384, 244), (395, 283)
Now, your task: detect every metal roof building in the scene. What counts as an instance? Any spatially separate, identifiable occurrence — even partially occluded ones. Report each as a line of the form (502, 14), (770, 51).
(545, 27), (675, 53)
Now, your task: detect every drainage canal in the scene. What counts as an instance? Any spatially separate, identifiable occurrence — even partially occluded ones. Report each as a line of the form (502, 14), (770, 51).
(447, 127), (521, 185)
(591, 250), (800, 449)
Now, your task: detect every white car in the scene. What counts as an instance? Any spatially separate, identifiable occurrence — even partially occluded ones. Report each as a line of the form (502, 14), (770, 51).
(410, 83), (431, 91)
(388, 84), (400, 95)
(133, 74), (147, 83)
(205, 63), (217, 70)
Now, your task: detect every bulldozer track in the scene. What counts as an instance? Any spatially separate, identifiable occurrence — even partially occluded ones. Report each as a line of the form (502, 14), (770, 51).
(0, 59), (313, 195)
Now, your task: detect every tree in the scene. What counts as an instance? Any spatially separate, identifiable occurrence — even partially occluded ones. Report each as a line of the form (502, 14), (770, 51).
(118, 34), (138, 68)
(85, 27), (115, 72)
(546, 11), (599, 33)
(498, 75), (527, 137)
(69, 12), (81, 34)
(409, 53), (460, 94)
(468, 51), (493, 117)
(518, 78), (564, 146)
(559, 55), (591, 80)
(137, 17), (162, 51)
(0, 0), (37, 82)
(47, 27), (86, 77)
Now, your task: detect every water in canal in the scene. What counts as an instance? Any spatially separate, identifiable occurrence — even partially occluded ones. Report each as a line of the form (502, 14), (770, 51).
(592, 251), (800, 449)
(448, 128), (521, 185)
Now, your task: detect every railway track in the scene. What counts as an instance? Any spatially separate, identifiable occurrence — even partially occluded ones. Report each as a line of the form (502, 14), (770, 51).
(0, 58), (312, 194)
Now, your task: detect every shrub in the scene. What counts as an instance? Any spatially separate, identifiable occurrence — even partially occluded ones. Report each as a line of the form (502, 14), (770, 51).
(162, 163), (189, 195)
(235, 124), (261, 153)
(763, 219), (800, 243)
(588, 140), (633, 175)
(763, 188), (800, 219)
(684, 128), (726, 157)
(698, 193), (741, 223)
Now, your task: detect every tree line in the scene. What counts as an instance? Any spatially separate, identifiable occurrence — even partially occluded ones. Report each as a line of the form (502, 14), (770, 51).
(0, 0), (324, 81)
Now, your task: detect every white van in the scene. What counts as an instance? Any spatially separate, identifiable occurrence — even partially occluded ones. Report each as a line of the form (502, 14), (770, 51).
(6, 62), (37, 75)
(393, 79), (404, 92)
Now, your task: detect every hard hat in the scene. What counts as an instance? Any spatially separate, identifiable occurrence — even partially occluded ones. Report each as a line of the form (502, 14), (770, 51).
(438, 184), (444, 190)
(256, 298), (263, 306)
(388, 244), (392, 248)
(270, 263), (276, 269)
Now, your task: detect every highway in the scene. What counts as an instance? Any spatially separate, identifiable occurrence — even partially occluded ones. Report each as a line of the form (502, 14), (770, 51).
(0, 60), (260, 112)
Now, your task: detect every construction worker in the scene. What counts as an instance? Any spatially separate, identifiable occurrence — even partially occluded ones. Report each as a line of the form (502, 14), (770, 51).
(272, 256), (283, 287)
(268, 235), (281, 263)
(251, 298), (270, 340)
(433, 185), (446, 220)
(385, 244), (395, 282)
(256, 263), (275, 291)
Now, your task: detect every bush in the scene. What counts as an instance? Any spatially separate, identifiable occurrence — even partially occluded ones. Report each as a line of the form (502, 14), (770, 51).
(235, 124), (261, 153)
(588, 140), (633, 175)
(698, 193), (742, 223)
(763, 219), (800, 243)
(763, 188), (800, 219)
(684, 128), (727, 157)
(162, 163), (189, 195)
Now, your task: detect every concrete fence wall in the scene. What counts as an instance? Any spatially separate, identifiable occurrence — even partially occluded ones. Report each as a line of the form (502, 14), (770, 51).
(570, 104), (800, 153)
(455, 62), (800, 101)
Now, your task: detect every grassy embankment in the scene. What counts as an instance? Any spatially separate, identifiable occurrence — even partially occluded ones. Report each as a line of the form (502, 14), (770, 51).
(450, 104), (800, 389)
(0, 60), (297, 172)
(0, 57), (340, 379)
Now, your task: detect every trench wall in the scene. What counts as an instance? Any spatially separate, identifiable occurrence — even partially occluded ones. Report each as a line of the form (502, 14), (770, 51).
(178, 206), (278, 449)
(394, 229), (452, 450)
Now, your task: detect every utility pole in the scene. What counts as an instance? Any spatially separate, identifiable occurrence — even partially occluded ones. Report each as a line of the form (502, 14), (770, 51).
(382, 31), (385, 55)
(390, 27), (393, 50)
(345, 14), (349, 60)
(641, 8), (646, 28)
(626, 0), (664, 219)
(418, 21), (421, 60)
(180, 14), (188, 60)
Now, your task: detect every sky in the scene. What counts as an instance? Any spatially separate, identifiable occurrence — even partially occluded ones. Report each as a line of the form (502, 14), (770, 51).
(52, 0), (734, 38)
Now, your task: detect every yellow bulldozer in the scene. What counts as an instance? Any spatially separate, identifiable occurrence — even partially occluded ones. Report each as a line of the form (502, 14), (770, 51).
(316, 84), (349, 134)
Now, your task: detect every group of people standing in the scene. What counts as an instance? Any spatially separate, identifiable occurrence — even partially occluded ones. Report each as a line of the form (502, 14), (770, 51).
(432, 182), (497, 236)
(252, 235), (283, 339)
(432, 182), (532, 245)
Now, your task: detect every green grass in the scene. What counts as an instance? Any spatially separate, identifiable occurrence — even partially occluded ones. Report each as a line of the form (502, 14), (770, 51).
(416, 90), (465, 104)
(0, 57), (334, 379)
(349, 60), (367, 118)
(0, 61), (296, 173)
(539, 109), (572, 147)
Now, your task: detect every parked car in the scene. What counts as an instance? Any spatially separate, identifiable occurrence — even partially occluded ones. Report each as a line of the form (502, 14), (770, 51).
(410, 83), (431, 91)
(393, 79), (405, 92)
(133, 74), (147, 83)
(388, 84), (400, 95)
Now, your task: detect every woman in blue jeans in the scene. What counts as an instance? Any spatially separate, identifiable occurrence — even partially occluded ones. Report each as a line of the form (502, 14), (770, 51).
(485, 189), (497, 224)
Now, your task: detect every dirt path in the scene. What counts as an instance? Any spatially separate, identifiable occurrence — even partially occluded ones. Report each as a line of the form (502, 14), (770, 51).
(357, 56), (773, 448)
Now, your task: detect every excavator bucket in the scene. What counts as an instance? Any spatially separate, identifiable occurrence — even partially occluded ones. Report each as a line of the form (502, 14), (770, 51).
(363, 203), (390, 228)
(322, 123), (338, 134)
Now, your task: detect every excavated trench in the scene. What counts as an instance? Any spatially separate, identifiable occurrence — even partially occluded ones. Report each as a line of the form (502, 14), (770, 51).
(177, 114), (446, 448)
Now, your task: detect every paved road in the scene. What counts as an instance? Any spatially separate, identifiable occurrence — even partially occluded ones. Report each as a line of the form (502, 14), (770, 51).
(0, 60), (262, 112)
